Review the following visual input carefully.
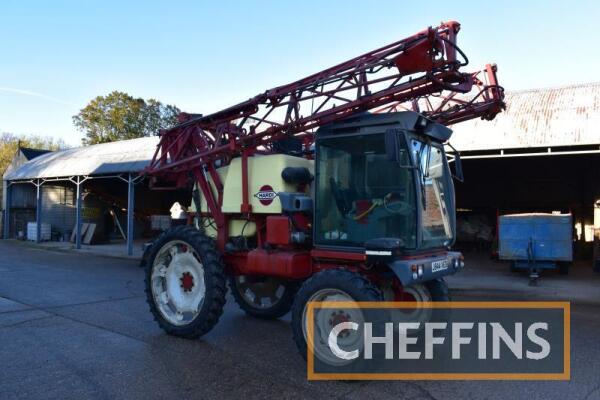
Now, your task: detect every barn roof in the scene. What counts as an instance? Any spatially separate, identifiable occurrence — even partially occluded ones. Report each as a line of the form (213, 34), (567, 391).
(450, 82), (600, 152)
(4, 136), (160, 181)
(19, 147), (53, 160)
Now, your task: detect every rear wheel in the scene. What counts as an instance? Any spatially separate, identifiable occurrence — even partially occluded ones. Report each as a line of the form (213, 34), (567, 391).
(291, 269), (381, 362)
(144, 226), (227, 339)
(229, 275), (298, 319)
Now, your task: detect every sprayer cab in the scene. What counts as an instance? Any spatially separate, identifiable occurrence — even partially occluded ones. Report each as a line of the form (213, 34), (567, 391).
(313, 112), (464, 283)
(315, 112), (454, 249)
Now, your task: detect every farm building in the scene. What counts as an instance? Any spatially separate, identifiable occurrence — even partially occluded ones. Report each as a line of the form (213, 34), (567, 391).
(2, 137), (189, 255)
(451, 82), (600, 260)
(1, 147), (52, 235)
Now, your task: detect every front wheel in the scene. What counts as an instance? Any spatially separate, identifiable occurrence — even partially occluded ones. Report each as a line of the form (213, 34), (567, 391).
(291, 269), (382, 362)
(144, 226), (227, 339)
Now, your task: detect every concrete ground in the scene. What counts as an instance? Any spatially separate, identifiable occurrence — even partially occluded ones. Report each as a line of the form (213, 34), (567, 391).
(21, 238), (146, 259)
(1, 241), (599, 400)
(446, 251), (600, 304)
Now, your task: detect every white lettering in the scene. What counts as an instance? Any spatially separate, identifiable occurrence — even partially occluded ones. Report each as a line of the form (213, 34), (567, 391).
(526, 322), (551, 360)
(452, 322), (474, 359)
(364, 322), (394, 359)
(328, 322), (359, 360)
(491, 322), (523, 359)
(478, 322), (487, 359)
(398, 322), (421, 359)
(425, 322), (447, 359)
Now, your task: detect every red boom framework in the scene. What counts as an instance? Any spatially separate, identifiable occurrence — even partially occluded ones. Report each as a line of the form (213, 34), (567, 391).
(144, 21), (505, 249)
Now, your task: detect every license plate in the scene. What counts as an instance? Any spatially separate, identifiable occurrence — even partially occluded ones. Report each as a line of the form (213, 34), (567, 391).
(431, 259), (449, 273)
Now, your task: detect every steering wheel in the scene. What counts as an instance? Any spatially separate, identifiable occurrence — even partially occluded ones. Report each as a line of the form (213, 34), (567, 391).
(383, 192), (410, 215)
(330, 177), (350, 216)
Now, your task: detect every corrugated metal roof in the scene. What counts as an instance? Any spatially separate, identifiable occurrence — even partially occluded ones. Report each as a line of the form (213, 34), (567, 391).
(4, 136), (160, 181)
(450, 82), (600, 151)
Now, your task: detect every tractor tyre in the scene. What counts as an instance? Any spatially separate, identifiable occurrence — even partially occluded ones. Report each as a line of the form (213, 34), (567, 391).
(381, 279), (451, 303)
(229, 275), (299, 319)
(379, 278), (451, 326)
(424, 279), (451, 321)
(425, 278), (451, 301)
(291, 269), (382, 361)
(144, 225), (227, 339)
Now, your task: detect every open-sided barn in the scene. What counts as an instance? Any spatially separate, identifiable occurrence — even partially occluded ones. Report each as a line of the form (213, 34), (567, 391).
(451, 82), (600, 260)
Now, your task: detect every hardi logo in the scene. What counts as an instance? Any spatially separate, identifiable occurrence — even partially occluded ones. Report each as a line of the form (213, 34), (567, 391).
(254, 185), (277, 205)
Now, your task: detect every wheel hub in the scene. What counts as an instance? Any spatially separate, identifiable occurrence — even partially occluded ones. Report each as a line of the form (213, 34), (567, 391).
(180, 271), (194, 292)
(151, 240), (206, 326)
(302, 288), (366, 366)
(328, 310), (352, 338)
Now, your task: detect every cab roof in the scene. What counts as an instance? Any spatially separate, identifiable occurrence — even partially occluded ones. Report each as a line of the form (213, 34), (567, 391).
(316, 111), (453, 143)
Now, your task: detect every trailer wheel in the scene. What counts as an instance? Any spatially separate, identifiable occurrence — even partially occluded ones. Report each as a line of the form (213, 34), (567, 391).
(291, 269), (382, 363)
(229, 276), (298, 319)
(144, 226), (227, 339)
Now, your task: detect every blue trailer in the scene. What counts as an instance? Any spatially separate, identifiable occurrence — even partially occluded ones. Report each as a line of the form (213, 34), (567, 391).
(498, 213), (573, 284)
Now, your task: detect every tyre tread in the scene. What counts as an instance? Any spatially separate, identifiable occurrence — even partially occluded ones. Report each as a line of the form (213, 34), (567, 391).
(290, 269), (382, 359)
(144, 226), (227, 339)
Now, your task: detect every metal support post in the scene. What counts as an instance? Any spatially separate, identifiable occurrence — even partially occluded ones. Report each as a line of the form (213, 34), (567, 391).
(75, 177), (83, 249)
(36, 180), (42, 243)
(3, 182), (11, 239)
(127, 173), (135, 256)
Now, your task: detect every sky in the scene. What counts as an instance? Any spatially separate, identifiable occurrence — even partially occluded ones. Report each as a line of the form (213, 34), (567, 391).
(1, 0), (599, 146)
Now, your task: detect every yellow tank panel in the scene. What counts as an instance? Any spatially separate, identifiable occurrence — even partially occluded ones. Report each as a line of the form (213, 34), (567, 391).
(195, 154), (313, 215)
(191, 154), (313, 238)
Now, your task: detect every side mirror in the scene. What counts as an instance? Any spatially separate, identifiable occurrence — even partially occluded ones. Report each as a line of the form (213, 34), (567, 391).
(453, 152), (464, 182)
(446, 143), (464, 182)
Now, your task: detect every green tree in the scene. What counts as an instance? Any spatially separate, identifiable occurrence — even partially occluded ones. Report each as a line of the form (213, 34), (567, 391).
(72, 91), (180, 145)
(0, 133), (66, 176)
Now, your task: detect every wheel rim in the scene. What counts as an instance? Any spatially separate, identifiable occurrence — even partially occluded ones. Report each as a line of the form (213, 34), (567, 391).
(151, 240), (206, 326)
(301, 288), (365, 366)
(235, 276), (286, 309)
